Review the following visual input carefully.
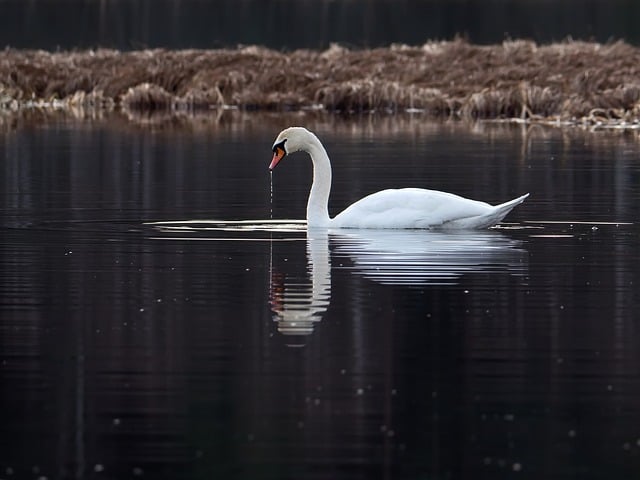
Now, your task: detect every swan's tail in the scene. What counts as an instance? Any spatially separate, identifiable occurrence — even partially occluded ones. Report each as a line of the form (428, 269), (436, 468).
(483, 193), (530, 227)
(495, 193), (529, 216)
(443, 193), (529, 229)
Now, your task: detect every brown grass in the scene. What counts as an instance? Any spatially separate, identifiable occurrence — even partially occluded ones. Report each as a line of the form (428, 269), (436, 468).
(2, 40), (640, 123)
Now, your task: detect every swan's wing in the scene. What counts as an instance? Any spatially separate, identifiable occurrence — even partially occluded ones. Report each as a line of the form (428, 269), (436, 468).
(331, 188), (494, 229)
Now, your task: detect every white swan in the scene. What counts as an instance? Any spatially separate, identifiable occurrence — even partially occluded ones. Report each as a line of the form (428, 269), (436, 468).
(270, 127), (529, 229)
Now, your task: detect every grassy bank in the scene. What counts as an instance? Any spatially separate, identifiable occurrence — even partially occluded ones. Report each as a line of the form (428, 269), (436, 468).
(2, 40), (640, 124)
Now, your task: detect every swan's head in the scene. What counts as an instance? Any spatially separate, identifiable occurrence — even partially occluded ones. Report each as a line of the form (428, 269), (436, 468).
(269, 127), (316, 170)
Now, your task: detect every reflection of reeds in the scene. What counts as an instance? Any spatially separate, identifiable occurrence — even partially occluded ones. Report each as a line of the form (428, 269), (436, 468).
(2, 40), (640, 123)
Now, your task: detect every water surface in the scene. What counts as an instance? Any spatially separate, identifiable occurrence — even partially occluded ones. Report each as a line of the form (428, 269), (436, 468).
(1, 113), (640, 479)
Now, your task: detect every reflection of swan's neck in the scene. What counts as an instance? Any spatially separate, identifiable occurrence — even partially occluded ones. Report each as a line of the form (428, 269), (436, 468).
(308, 232), (331, 306)
(269, 232), (331, 342)
(305, 137), (332, 228)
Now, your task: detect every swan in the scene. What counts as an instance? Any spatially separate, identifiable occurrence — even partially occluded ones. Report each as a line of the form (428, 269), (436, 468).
(269, 127), (529, 229)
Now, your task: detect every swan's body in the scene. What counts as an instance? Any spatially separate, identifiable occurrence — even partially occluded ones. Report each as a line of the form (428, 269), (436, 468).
(270, 127), (528, 229)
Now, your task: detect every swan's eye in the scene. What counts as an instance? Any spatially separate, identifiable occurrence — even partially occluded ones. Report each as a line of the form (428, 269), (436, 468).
(272, 139), (287, 154)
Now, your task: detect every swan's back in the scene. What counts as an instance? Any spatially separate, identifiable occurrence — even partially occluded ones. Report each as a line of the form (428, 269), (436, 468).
(330, 188), (528, 229)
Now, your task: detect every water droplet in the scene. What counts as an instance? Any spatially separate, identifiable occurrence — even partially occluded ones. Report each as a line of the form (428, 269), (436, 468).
(568, 429), (576, 438)
(356, 388), (364, 395)
(270, 170), (274, 219)
(512, 462), (522, 472)
(94, 464), (104, 472)
(132, 467), (144, 476)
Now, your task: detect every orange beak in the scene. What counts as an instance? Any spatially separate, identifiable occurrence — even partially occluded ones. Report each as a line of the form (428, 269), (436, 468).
(269, 146), (286, 170)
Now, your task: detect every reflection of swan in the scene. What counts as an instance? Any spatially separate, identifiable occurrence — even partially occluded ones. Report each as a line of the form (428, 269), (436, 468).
(269, 230), (331, 341)
(270, 127), (529, 229)
(269, 228), (527, 343)
(331, 229), (527, 285)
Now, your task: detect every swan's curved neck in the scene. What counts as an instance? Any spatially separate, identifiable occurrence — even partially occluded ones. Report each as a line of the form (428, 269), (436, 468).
(304, 136), (332, 228)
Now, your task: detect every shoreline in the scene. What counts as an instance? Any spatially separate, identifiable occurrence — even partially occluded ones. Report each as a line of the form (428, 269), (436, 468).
(2, 40), (640, 127)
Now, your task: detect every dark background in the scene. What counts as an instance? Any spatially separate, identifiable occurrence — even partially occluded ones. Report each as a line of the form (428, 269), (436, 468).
(2, 0), (640, 51)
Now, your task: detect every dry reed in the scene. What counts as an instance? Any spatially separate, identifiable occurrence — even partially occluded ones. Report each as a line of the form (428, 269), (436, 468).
(2, 40), (640, 123)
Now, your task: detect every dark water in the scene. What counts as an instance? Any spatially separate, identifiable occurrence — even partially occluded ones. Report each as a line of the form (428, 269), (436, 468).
(2, 0), (640, 50)
(1, 112), (640, 479)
